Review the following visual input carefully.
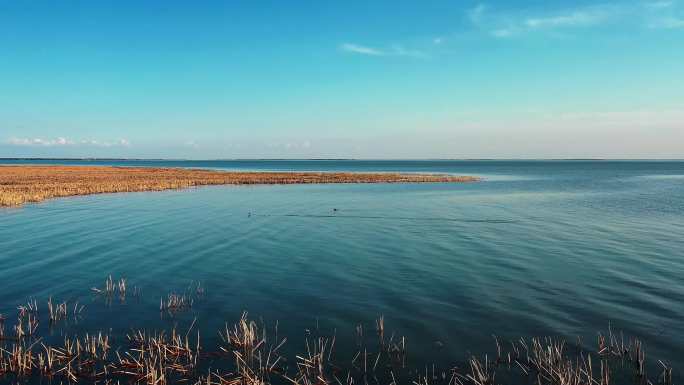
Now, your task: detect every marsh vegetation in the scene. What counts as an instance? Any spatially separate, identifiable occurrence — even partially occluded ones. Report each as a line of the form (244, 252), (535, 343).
(0, 165), (479, 207)
(0, 277), (674, 385)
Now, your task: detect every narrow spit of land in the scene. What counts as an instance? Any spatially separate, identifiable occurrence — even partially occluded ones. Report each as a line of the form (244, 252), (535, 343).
(0, 165), (479, 207)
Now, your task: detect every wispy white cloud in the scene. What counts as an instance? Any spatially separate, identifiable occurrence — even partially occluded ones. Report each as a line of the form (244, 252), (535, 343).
(643, 0), (684, 28)
(8, 137), (73, 146)
(471, 3), (617, 37)
(469, 1), (684, 37)
(266, 140), (312, 150)
(467, 3), (521, 38)
(524, 10), (609, 29)
(340, 43), (384, 56)
(491, 28), (515, 38)
(468, 4), (487, 24)
(389, 44), (428, 58)
(645, 0), (675, 9)
(340, 43), (427, 58)
(7, 137), (130, 147)
(78, 138), (130, 147)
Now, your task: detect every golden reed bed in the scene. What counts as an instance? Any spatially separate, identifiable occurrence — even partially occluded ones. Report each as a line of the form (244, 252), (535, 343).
(0, 165), (479, 207)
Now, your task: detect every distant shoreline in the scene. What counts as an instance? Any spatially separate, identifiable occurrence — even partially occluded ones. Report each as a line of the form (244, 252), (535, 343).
(0, 165), (479, 207)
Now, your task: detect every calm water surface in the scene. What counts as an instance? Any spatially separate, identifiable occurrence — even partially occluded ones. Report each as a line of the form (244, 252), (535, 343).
(1, 160), (683, 376)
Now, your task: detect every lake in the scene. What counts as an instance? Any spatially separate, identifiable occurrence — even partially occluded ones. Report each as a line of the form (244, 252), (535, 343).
(0, 159), (682, 382)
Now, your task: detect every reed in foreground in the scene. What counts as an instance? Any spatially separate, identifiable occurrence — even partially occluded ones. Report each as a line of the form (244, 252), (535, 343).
(0, 317), (673, 385)
(0, 293), (675, 385)
(0, 165), (479, 207)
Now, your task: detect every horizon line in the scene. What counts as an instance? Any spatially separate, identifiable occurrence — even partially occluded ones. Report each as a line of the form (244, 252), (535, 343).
(1, 157), (684, 162)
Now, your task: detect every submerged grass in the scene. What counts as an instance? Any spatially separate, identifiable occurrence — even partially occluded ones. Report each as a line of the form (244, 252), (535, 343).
(0, 165), (479, 207)
(0, 281), (676, 385)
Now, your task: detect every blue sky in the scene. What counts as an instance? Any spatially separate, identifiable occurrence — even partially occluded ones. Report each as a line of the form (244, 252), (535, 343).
(1, 0), (683, 159)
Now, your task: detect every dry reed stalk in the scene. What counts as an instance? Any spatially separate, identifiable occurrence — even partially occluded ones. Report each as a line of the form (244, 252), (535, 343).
(596, 327), (666, 382)
(376, 315), (385, 345)
(45, 333), (112, 381)
(458, 330), (676, 385)
(18, 299), (38, 315)
(191, 280), (206, 296)
(217, 312), (288, 385)
(92, 275), (129, 305)
(47, 297), (69, 323)
(0, 299), (676, 385)
(13, 308), (39, 339)
(291, 336), (333, 385)
(0, 165), (480, 207)
(118, 277), (127, 294)
(658, 360), (672, 385)
(91, 275), (117, 295)
(117, 325), (201, 384)
(160, 293), (194, 312)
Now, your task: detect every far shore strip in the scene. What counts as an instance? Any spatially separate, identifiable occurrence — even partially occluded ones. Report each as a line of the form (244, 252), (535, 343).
(0, 165), (479, 207)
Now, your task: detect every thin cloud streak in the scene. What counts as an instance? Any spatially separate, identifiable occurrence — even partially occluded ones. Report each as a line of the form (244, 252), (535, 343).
(7, 137), (130, 147)
(645, 0), (674, 9)
(525, 10), (609, 28)
(340, 43), (384, 56)
(468, 1), (684, 38)
(340, 43), (428, 58)
(8, 137), (73, 146)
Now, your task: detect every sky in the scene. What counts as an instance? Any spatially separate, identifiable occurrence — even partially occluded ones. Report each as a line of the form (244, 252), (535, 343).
(1, 0), (683, 159)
